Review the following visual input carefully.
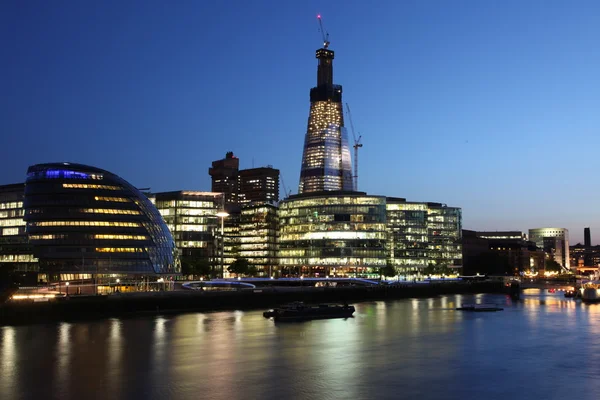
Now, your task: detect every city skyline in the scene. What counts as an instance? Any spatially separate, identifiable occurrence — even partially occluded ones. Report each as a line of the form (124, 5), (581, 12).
(2, 1), (600, 243)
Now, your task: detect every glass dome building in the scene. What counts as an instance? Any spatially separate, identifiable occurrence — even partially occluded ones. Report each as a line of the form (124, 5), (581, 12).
(24, 163), (180, 280)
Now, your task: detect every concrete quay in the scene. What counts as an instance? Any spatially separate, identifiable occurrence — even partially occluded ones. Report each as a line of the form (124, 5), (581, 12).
(0, 281), (504, 326)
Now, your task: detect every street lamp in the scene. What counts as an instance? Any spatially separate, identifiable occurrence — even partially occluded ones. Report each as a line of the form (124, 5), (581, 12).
(65, 281), (70, 296)
(216, 211), (229, 279)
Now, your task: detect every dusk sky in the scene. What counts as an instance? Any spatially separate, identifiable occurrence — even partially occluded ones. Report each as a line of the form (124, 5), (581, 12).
(2, 1), (599, 244)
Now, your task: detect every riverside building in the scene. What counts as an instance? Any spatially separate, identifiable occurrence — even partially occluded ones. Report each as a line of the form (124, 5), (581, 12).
(239, 202), (278, 276)
(528, 228), (570, 271)
(276, 19), (463, 278)
(278, 192), (388, 276)
(154, 191), (221, 276)
(0, 183), (38, 284)
(386, 199), (462, 276)
(23, 163), (180, 282)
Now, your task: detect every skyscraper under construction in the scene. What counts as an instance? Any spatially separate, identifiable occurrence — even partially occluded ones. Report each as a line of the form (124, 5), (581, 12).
(298, 17), (353, 194)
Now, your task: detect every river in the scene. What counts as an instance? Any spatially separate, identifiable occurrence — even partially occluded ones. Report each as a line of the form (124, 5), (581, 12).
(2, 289), (600, 400)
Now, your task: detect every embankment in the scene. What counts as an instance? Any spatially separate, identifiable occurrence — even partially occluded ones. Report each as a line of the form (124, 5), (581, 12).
(0, 281), (504, 326)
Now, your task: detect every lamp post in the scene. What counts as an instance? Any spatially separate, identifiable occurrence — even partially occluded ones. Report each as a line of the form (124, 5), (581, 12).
(65, 281), (69, 296)
(216, 211), (229, 279)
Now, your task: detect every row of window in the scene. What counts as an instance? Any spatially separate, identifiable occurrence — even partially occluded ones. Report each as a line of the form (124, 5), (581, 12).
(96, 247), (145, 253)
(94, 196), (131, 203)
(0, 218), (26, 227)
(63, 183), (121, 190)
(29, 234), (66, 240)
(80, 208), (141, 215)
(0, 254), (38, 262)
(29, 221), (142, 227)
(0, 202), (23, 210)
(94, 234), (148, 240)
(2, 228), (20, 236)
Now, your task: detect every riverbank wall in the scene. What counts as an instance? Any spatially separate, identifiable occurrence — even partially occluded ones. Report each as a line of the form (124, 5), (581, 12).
(0, 281), (504, 326)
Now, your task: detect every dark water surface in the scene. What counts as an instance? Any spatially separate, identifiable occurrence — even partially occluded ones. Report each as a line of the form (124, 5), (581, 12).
(2, 289), (600, 400)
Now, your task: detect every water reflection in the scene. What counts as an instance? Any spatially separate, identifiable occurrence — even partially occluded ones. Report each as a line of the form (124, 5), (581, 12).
(0, 327), (15, 400)
(3, 293), (600, 399)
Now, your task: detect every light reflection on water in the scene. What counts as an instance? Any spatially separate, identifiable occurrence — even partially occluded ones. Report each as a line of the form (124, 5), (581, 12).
(3, 290), (600, 400)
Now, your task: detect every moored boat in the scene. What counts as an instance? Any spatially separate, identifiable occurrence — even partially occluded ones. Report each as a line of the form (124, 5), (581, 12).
(456, 304), (503, 312)
(264, 302), (355, 321)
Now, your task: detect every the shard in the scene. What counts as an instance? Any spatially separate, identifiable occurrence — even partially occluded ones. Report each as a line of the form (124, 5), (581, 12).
(298, 36), (353, 194)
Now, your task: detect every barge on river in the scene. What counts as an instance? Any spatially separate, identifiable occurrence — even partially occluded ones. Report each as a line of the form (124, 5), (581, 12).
(263, 302), (355, 321)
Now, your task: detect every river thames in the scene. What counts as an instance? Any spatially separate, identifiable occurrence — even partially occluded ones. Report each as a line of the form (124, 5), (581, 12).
(2, 289), (600, 400)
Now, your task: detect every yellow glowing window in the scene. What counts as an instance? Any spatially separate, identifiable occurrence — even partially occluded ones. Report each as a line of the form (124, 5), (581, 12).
(96, 247), (144, 253)
(94, 234), (148, 240)
(32, 221), (141, 227)
(94, 196), (131, 203)
(63, 183), (121, 190)
(80, 208), (141, 215)
(29, 234), (65, 240)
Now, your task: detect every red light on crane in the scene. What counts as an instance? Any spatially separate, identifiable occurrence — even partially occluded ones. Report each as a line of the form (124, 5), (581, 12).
(317, 14), (321, 19)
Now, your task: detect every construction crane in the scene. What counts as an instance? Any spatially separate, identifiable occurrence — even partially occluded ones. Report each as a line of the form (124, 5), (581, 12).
(345, 103), (363, 191)
(317, 14), (330, 49)
(280, 174), (292, 200)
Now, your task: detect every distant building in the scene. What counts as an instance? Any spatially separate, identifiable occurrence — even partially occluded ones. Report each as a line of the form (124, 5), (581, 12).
(528, 228), (570, 271)
(24, 163), (180, 282)
(238, 167), (279, 204)
(479, 231), (544, 275)
(477, 231), (525, 241)
(461, 230), (490, 275)
(209, 152), (280, 206)
(462, 230), (544, 276)
(585, 227), (591, 247)
(209, 151), (239, 205)
(0, 183), (37, 285)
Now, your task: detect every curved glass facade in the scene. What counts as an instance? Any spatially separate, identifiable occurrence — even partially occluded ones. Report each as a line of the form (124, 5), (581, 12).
(24, 163), (180, 276)
(279, 192), (387, 276)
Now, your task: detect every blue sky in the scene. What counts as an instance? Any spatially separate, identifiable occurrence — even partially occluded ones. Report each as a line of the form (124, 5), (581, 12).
(1, 1), (599, 243)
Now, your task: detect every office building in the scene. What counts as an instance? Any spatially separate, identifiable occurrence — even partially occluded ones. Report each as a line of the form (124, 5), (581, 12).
(223, 205), (241, 275)
(209, 152), (280, 206)
(298, 35), (353, 193)
(528, 228), (570, 271)
(386, 199), (462, 275)
(154, 191), (221, 276)
(239, 203), (278, 276)
(426, 203), (463, 268)
(209, 151), (239, 205)
(24, 163), (180, 281)
(238, 166), (279, 204)
(0, 183), (38, 284)
(475, 231), (544, 275)
(279, 191), (388, 276)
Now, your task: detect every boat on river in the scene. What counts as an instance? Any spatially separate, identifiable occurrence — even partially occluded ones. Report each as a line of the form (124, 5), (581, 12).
(456, 304), (503, 312)
(263, 302), (355, 321)
(581, 281), (600, 303)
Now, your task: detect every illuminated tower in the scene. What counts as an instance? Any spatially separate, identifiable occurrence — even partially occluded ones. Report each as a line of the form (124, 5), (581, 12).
(298, 16), (353, 194)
